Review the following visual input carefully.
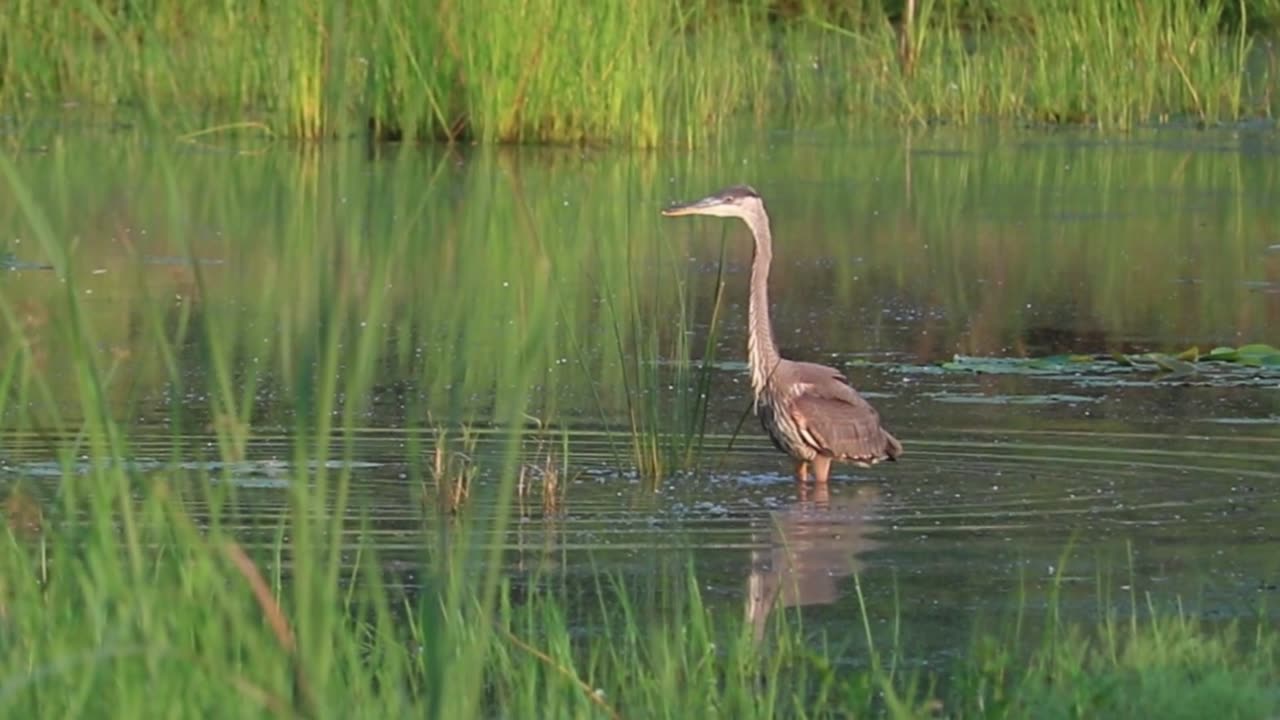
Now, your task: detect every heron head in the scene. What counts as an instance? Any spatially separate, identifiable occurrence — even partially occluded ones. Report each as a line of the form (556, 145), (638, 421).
(661, 184), (763, 220)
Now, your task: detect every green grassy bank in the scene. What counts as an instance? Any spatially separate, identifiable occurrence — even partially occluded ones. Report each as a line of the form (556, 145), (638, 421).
(2, 0), (1278, 146)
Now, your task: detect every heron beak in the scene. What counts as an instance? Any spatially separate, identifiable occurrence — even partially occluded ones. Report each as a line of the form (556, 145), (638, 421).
(661, 194), (727, 217)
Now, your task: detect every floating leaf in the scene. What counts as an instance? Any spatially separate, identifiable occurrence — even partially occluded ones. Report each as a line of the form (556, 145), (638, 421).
(1234, 343), (1280, 366)
(927, 392), (1101, 405)
(1029, 354), (1073, 368)
(1122, 353), (1162, 368)
(941, 356), (1092, 375)
(1151, 354), (1197, 376)
(1205, 346), (1239, 361)
(1236, 343), (1279, 356)
(937, 342), (1280, 384)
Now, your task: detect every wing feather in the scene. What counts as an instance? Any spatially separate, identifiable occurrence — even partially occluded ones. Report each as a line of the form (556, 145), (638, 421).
(784, 362), (902, 464)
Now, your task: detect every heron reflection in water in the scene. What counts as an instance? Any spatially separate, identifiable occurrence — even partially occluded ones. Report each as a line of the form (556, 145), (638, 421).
(745, 484), (883, 641)
(662, 186), (902, 488)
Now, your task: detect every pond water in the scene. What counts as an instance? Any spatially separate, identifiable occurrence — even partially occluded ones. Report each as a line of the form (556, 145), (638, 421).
(1, 126), (1278, 667)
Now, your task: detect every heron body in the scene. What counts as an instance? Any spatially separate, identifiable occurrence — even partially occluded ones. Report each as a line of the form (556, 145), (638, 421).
(662, 184), (903, 485)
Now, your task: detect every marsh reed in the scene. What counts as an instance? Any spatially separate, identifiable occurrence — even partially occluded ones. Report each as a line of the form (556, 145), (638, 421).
(2, 1), (1277, 146)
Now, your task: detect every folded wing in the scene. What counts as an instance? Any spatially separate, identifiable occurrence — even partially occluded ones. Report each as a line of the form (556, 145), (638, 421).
(784, 361), (903, 465)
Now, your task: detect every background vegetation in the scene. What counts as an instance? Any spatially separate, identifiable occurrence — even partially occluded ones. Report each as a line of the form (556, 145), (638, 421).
(2, 0), (1278, 146)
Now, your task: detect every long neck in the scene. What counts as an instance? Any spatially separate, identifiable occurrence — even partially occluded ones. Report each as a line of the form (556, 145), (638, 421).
(743, 206), (781, 404)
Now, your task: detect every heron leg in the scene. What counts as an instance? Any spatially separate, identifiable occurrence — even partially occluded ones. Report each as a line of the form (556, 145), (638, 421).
(812, 455), (832, 485)
(794, 460), (810, 484)
(810, 479), (830, 506)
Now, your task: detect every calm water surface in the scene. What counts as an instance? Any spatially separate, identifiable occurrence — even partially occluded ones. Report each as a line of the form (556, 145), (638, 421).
(2, 126), (1278, 665)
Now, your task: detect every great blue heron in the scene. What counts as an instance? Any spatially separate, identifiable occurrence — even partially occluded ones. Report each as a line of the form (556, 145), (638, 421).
(662, 184), (903, 485)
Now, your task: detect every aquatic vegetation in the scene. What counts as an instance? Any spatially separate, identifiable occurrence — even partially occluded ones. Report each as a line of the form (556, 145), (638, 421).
(1180, 343), (1280, 366)
(1, 0), (1277, 145)
(940, 343), (1280, 384)
(428, 425), (479, 515)
(604, 218), (730, 487)
(959, 604), (1279, 718)
(516, 419), (570, 514)
(0, 487), (1276, 718)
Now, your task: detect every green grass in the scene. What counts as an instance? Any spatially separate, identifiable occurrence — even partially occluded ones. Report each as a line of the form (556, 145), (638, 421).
(0, 477), (1276, 718)
(1, 1), (1277, 145)
(960, 602), (1279, 719)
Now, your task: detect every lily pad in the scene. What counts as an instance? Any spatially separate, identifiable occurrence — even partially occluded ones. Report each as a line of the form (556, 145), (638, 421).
(1205, 346), (1240, 361)
(926, 392), (1101, 406)
(939, 342), (1280, 385)
(941, 355), (1101, 375)
(1232, 343), (1280, 367)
